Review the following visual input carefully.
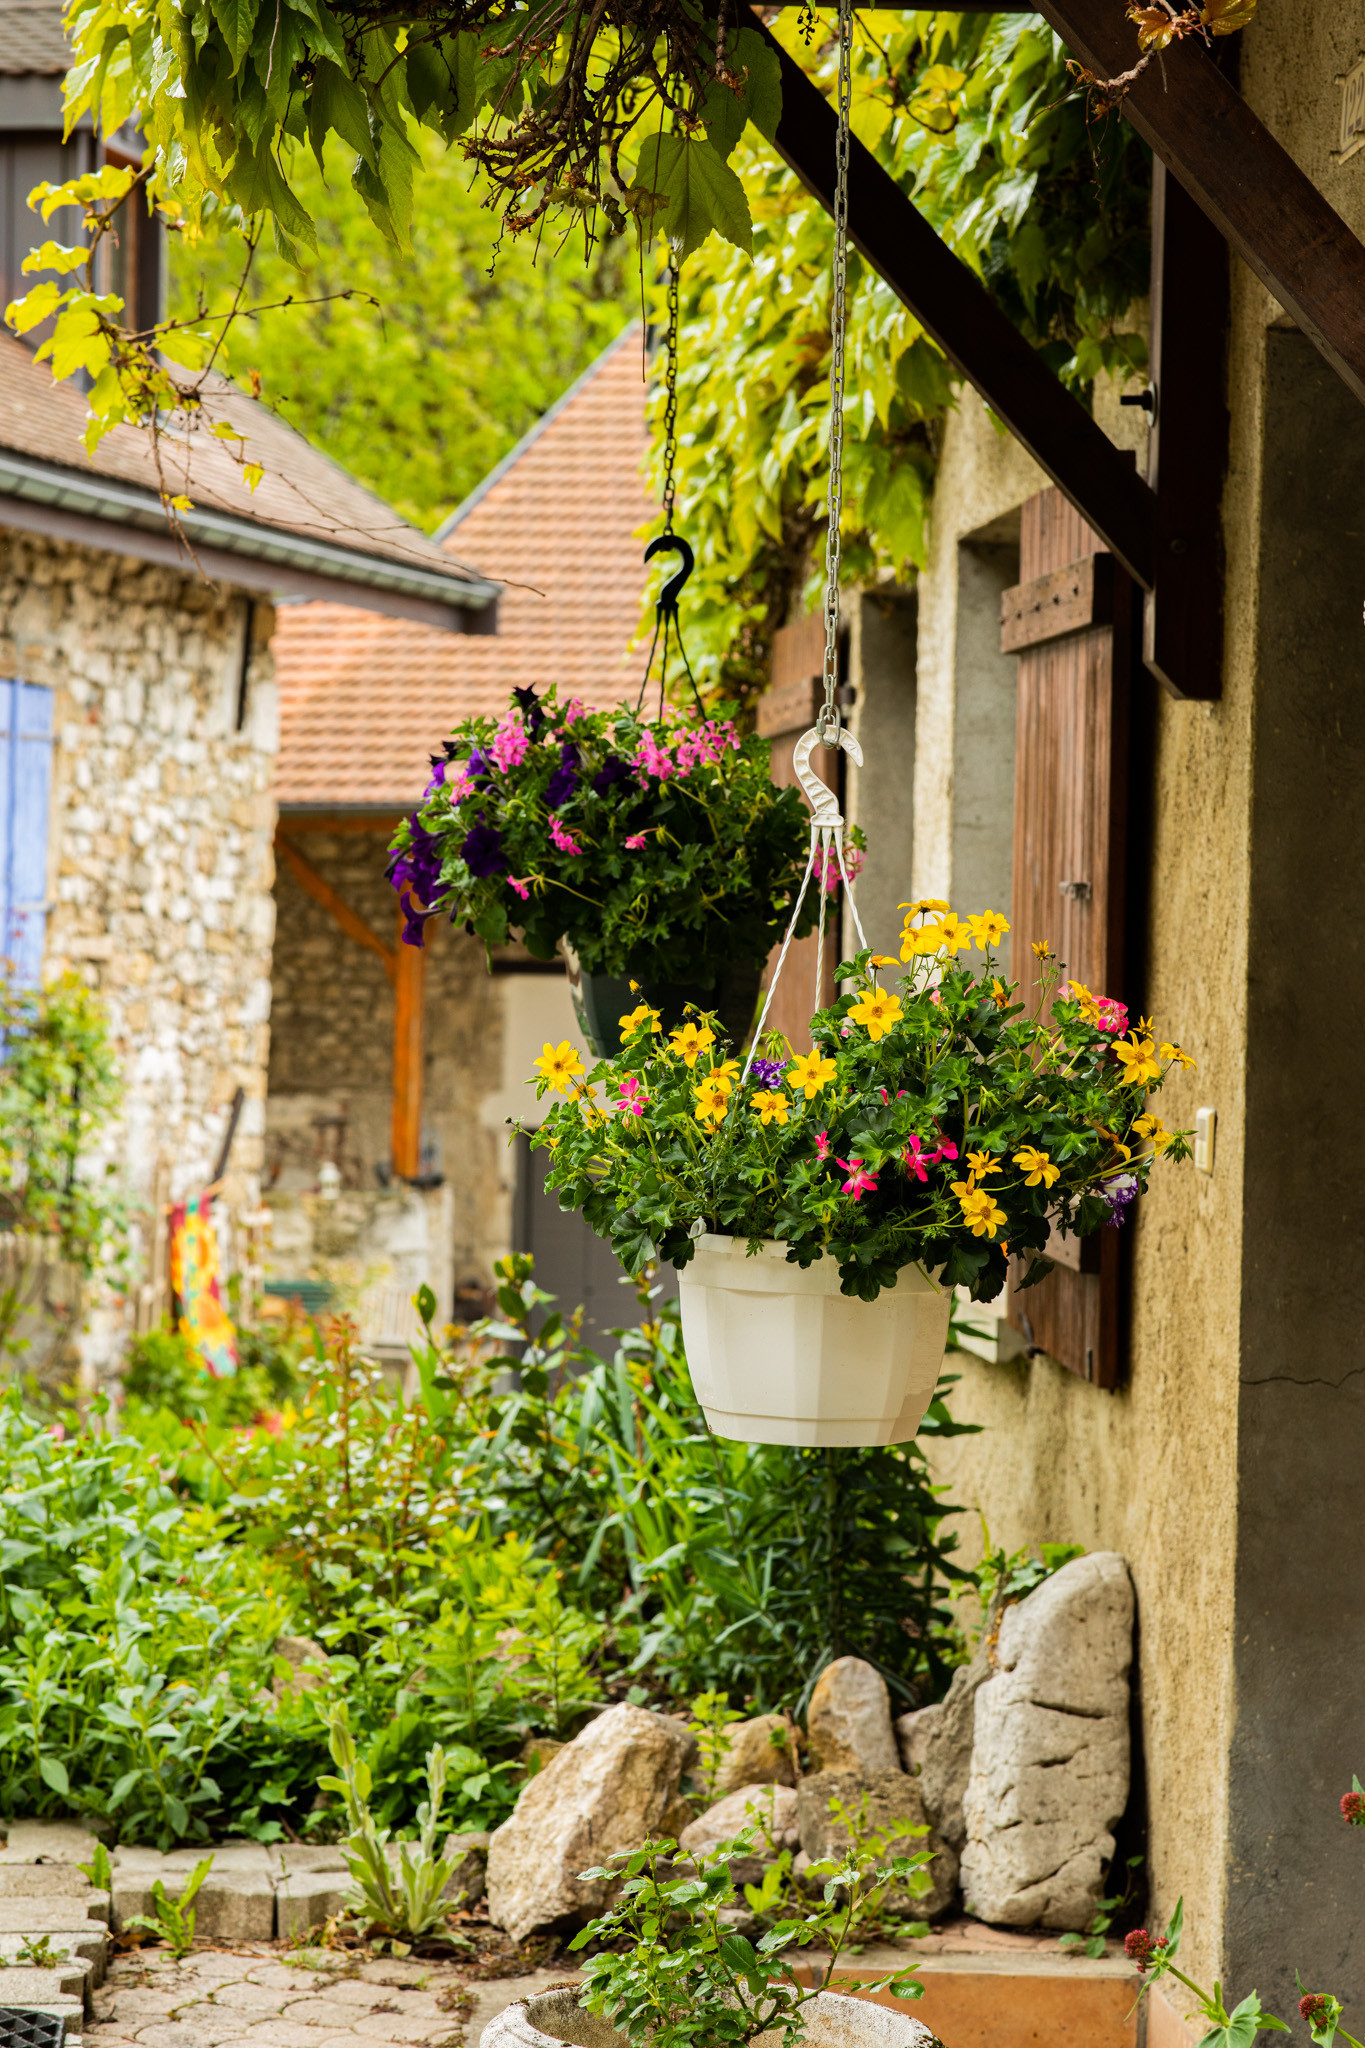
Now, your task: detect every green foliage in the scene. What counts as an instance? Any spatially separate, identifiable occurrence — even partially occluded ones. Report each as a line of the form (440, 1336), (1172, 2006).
(570, 1827), (926, 2048)
(534, 924), (1192, 1302)
(1057, 1853), (1141, 1960)
(643, 13), (1152, 702)
(122, 1855), (215, 1958)
(391, 685), (827, 981)
(123, 1321), (303, 1429)
(320, 1705), (470, 1948)
(1129, 1900), (1293, 2047)
(165, 134), (631, 530)
(975, 1529), (1088, 1619)
(0, 970), (126, 1357)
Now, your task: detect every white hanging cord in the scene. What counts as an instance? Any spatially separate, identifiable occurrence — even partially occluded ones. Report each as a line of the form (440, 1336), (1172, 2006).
(741, 835), (819, 1084)
(818, 0), (853, 752)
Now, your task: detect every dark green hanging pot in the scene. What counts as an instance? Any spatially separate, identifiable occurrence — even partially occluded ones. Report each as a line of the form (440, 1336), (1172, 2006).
(562, 945), (763, 1060)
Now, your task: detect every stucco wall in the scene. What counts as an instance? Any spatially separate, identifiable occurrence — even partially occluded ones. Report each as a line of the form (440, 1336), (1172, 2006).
(15, 533), (279, 1377)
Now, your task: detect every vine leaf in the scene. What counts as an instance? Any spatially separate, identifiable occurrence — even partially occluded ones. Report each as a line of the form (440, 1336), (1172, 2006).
(635, 131), (753, 260)
(704, 27), (782, 160)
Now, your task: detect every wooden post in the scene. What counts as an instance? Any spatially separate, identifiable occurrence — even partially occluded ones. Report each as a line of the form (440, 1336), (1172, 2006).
(391, 915), (425, 1180)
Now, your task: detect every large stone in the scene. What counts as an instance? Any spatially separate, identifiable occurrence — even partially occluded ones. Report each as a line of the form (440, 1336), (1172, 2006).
(678, 1784), (800, 1859)
(960, 1551), (1134, 1931)
(806, 1658), (901, 1775)
(894, 1704), (942, 1777)
(486, 1703), (696, 1942)
(442, 1831), (490, 1905)
(796, 1769), (958, 1920)
(917, 1643), (993, 1853)
(709, 1715), (797, 1796)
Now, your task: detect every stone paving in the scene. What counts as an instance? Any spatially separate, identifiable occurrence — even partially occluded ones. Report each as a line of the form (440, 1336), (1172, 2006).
(84, 1949), (574, 2048)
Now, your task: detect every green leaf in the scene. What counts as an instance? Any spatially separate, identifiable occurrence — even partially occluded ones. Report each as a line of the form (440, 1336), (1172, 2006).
(735, 28), (782, 142)
(632, 131), (752, 261)
(37, 1756), (69, 1797)
(209, 0), (260, 71)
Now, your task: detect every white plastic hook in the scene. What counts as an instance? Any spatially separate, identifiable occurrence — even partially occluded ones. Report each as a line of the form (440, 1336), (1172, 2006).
(793, 723), (863, 829)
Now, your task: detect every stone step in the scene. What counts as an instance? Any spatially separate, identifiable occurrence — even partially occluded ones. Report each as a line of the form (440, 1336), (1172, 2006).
(0, 1907), (107, 1938)
(0, 1963), (92, 2021)
(0, 1935), (104, 1994)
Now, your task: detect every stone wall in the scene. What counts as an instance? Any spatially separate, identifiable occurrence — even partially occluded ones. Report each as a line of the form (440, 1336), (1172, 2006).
(9, 531), (278, 1381)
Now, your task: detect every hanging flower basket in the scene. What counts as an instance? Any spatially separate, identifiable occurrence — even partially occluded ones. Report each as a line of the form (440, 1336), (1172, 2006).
(386, 687), (853, 1021)
(679, 1233), (951, 1446)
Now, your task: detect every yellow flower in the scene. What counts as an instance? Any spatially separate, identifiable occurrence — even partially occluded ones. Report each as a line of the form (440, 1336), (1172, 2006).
(694, 1077), (730, 1125)
(898, 898), (949, 915)
(870, 954), (897, 969)
(788, 1050), (838, 1099)
(846, 988), (904, 1042)
(967, 1197), (1007, 1239)
(534, 1041), (585, 1092)
(1013, 1145), (1060, 1188)
(1132, 1113), (1174, 1155)
(619, 1002), (662, 1038)
(967, 1149), (1002, 1176)
(750, 1089), (789, 1127)
(1161, 1041), (1196, 1073)
(1114, 1034), (1163, 1087)
(950, 1176), (977, 1201)
(990, 977), (1009, 1011)
(1032, 940), (1053, 961)
(969, 910), (1011, 949)
(669, 1020), (715, 1068)
(1066, 980), (1103, 1027)
(936, 912), (972, 956)
(711, 1058), (741, 1095)
(900, 920), (946, 961)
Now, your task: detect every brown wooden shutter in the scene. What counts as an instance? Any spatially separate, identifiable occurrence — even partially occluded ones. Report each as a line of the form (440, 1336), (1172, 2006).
(1001, 489), (1135, 1388)
(756, 617), (838, 1055)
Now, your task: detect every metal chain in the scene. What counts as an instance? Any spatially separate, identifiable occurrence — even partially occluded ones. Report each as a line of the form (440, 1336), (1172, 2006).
(818, 0), (853, 749)
(661, 260), (680, 537)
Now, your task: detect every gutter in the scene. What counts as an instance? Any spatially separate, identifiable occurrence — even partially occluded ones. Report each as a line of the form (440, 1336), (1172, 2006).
(0, 447), (501, 633)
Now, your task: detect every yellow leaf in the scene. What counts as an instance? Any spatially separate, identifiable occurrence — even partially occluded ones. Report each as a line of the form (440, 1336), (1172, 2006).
(920, 64), (967, 92)
(164, 493), (194, 511)
(21, 241), (90, 276)
(241, 462), (264, 493)
(5, 280), (65, 333)
(1201, 0), (1256, 29)
(1127, 4), (1177, 50)
(209, 420), (241, 440)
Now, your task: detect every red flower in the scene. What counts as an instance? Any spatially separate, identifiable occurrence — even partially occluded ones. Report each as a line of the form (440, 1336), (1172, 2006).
(1341, 1790), (1365, 1824)
(1301, 1993), (1333, 2026)
(1124, 1930), (1169, 1974)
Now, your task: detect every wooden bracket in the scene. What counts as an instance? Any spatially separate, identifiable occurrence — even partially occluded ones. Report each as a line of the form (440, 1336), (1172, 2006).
(275, 832), (397, 984)
(1001, 555), (1115, 653)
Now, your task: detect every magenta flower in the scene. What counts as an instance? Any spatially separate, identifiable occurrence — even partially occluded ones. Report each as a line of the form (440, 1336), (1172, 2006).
(625, 832), (647, 850)
(814, 1131), (831, 1161)
(836, 1157), (879, 1201)
(549, 817), (582, 856)
(903, 1135), (929, 1183)
(635, 736), (674, 778)
(927, 1129), (958, 1165)
(1096, 996), (1129, 1036)
(615, 1076), (650, 1117)
(563, 697), (588, 724)
(508, 876), (530, 900)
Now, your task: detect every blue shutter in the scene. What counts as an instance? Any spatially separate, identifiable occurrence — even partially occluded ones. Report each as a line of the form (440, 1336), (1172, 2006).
(0, 681), (55, 984)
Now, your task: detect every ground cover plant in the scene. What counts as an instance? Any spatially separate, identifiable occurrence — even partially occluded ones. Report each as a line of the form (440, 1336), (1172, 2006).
(0, 1259), (976, 1847)
(531, 906), (1194, 1302)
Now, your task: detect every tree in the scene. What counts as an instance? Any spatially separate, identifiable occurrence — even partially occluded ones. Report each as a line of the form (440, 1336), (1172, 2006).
(168, 135), (631, 530)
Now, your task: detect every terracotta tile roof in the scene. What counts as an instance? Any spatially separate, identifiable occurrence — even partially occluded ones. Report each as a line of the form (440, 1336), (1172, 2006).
(0, 337), (495, 618)
(0, 0), (71, 74)
(273, 323), (655, 810)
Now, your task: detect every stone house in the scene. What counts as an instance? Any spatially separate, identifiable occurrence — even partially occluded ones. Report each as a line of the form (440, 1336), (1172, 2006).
(265, 327), (655, 1346)
(0, 0), (495, 1382)
(776, 7), (1365, 2037)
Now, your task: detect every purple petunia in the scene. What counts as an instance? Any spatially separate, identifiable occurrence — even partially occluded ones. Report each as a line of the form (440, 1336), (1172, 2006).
(594, 754), (636, 797)
(461, 815), (508, 878)
(465, 747), (492, 782)
(387, 813), (442, 905)
(545, 742), (580, 807)
(749, 1058), (784, 1091)
(1103, 1173), (1139, 1227)
(512, 685), (546, 736)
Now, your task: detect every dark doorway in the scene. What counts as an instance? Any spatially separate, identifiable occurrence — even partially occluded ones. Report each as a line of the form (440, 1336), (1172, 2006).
(513, 1134), (679, 1351)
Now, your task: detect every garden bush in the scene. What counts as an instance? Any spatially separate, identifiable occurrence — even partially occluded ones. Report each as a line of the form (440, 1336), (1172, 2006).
(0, 1261), (977, 1847)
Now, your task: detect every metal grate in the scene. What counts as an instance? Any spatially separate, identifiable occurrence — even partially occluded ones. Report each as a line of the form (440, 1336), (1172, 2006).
(0, 2009), (66, 2046)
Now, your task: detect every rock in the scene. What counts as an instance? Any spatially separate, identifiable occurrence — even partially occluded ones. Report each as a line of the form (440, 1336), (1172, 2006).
(806, 1658), (901, 1775)
(797, 1769), (958, 1920)
(894, 1705), (943, 1776)
(276, 1869), (350, 1939)
(679, 1784), (800, 1860)
(710, 1715), (797, 1796)
(271, 1634), (332, 1700)
(520, 1736), (565, 1778)
(486, 1702), (696, 1941)
(919, 1640), (993, 1853)
(442, 1830), (490, 1905)
(0, 1819), (105, 1865)
(657, 1795), (695, 1842)
(960, 1551), (1134, 1931)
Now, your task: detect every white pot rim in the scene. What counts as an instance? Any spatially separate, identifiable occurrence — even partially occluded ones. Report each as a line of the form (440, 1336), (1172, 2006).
(691, 1230), (946, 1292)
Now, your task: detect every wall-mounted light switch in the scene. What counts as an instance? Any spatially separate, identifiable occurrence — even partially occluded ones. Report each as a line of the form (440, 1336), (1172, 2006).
(1194, 1107), (1217, 1175)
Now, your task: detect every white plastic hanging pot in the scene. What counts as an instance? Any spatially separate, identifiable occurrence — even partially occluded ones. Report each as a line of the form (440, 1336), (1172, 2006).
(678, 1234), (952, 1447)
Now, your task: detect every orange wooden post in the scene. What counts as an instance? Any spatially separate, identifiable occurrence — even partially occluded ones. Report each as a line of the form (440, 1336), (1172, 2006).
(391, 912), (426, 1179)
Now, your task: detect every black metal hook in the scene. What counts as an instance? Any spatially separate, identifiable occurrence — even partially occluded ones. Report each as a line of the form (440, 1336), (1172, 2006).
(645, 532), (695, 620)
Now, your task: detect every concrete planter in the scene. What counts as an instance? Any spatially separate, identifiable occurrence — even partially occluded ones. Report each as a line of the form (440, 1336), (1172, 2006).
(678, 1234), (952, 1446)
(482, 1986), (944, 2048)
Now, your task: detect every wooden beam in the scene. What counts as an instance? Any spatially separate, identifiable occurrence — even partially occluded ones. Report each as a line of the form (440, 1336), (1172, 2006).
(1001, 554), (1115, 652)
(739, 3), (1159, 592)
(391, 911), (425, 1181)
(1033, 0), (1365, 410)
(277, 810), (404, 835)
(1143, 160), (1229, 701)
(275, 832), (397, 984)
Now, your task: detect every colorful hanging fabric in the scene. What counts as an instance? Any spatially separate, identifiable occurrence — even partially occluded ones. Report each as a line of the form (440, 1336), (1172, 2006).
(168, 1192), (238, 1378)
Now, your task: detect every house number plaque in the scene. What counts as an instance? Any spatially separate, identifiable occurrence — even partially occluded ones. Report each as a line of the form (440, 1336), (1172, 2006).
(1340, 56), (1365, 164)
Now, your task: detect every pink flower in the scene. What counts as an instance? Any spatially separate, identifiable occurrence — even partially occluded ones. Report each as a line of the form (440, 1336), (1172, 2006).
(563, 698), (588, 724)
(635, 737), (674, 778)
(927, 1128), (958, 1165)
(836, 1156), (879, 1201)
(490, 713), (529, 773)
(813, 845), (866, 895)
(625, 832), (647, 850)
(447, 772), (475, 804)
(815, 1130), (831, 1160)
(1096, 997), (1129, 1036)
(615, 1075), (650, 1117)
(549, 817), (581, 855)
(903, 1135), (929, 1183)
(508, 876), (530, 900)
